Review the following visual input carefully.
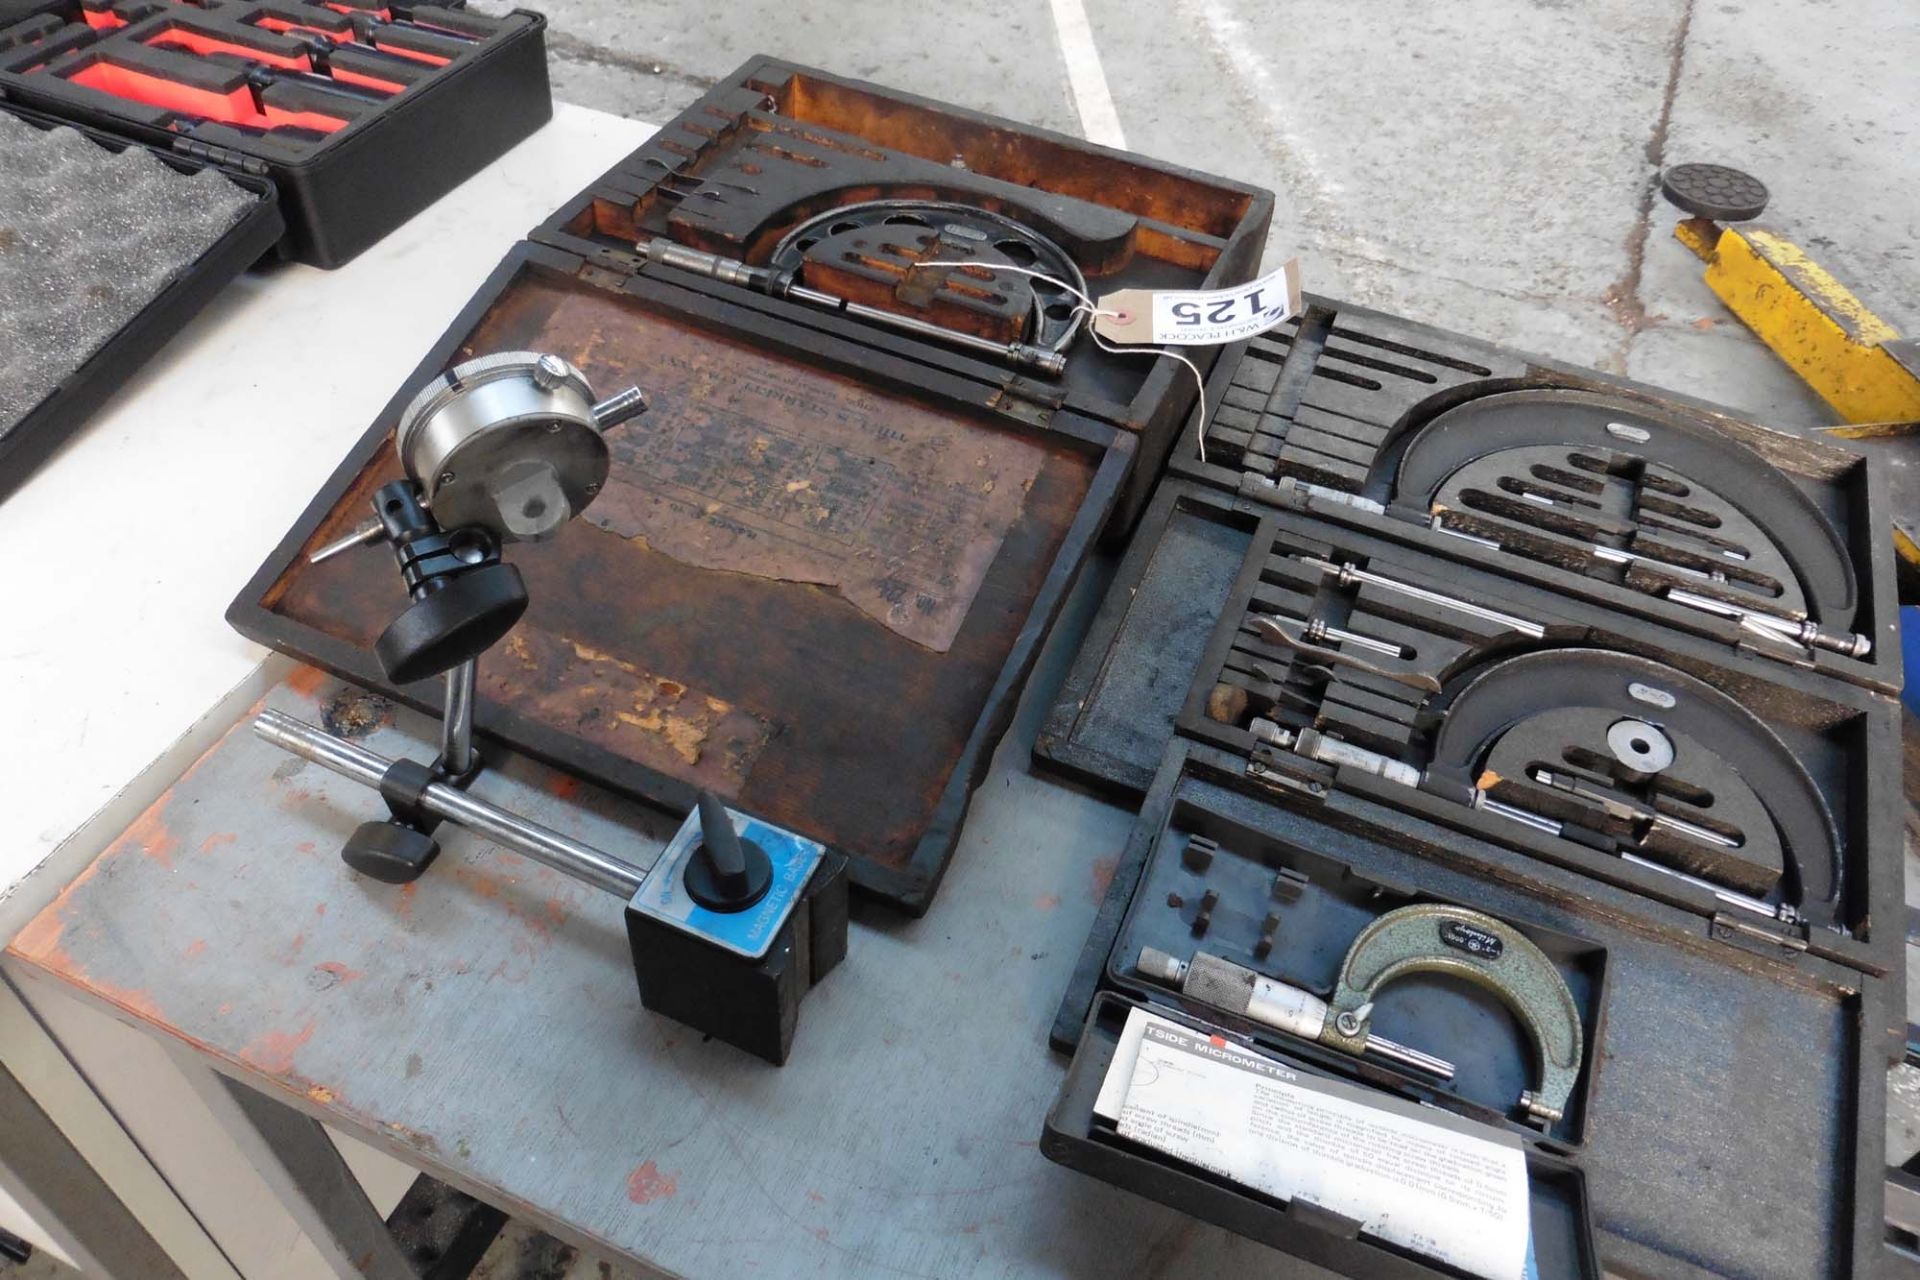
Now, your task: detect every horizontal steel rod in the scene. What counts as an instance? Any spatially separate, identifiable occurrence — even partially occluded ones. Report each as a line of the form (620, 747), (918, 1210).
(253, 710), (646, 899)
(1305, 557), (1547, 639)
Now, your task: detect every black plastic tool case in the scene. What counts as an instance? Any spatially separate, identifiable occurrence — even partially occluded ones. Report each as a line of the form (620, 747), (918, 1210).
(1033, 293), (1908, 1270)
(1039, 480), (1905, 979)
(227, 57), (1274, 914)
(1168, 297), (1903, 693)
(0, 0), (550, 266)
(1050, 994), (1602, 1279)
(1047, 741), (1898, 1280)
(0, 102), (282, 497)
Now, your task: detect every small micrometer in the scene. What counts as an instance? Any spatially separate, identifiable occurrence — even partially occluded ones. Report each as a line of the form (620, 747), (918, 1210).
(1323, 903), (1583, 1124)
(1140, 902), (1583, 1125)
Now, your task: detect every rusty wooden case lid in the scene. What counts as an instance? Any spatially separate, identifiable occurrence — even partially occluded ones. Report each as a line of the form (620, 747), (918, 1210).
(234, 241), (1130, 913)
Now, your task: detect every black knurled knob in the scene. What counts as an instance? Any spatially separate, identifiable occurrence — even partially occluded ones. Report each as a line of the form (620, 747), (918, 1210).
(374, 561), (529, 685)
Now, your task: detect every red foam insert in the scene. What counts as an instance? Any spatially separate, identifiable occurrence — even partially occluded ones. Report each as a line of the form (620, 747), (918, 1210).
(262, 103), (350, 131)
(80, 10), (127, 30)
(330, 65), (403, 92)
(66, 61), (348, 133)
(369, 38), (448, 66)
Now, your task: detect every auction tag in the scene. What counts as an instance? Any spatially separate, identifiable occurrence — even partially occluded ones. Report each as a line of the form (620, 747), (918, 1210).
(1094, 258), (1302, 346)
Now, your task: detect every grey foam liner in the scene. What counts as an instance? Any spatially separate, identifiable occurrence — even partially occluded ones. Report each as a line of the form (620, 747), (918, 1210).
(0, 112), (257, 438)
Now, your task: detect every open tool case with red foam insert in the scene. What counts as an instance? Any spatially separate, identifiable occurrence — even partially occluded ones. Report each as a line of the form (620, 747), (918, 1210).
(0, 0), (550, 265)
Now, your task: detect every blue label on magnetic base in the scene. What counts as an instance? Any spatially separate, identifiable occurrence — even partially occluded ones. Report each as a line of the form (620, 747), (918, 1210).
(629, 806), (824, 960)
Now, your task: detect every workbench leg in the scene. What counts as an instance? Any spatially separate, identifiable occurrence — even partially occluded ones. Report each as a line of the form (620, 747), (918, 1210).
(0, 1065), (189, 1280)
(180, 1061), (415, 1280)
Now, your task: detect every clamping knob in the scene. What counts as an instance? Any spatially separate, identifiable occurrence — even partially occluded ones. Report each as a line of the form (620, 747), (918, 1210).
(341, 820), (441, 884)
(362, 482), (530, 684)
(374, 561), (528, 685)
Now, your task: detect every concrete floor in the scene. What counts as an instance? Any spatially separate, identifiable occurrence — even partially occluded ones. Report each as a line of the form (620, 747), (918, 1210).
(471, 0), (1919, 433)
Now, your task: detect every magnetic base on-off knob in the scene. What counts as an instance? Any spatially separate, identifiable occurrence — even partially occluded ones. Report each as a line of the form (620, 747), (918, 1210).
(684, 835), (773, 912)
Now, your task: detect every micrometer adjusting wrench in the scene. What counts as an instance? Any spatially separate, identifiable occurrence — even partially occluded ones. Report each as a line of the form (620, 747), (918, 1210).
(1324, 903), (1583, 1126)
(1135, 948), (1455, 1081)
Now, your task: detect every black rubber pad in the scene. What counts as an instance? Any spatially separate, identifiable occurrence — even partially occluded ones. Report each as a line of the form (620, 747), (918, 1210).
(1659, 162), (1770, 222)
(0, 113), (257, 437)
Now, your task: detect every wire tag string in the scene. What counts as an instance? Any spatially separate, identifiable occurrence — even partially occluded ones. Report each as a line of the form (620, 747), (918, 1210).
(907, 260), (1211, 464)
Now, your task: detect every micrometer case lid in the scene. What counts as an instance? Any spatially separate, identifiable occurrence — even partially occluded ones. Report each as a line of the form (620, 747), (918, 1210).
(228, 239), (1133, 915)
(1042, 993), (1602, 1280)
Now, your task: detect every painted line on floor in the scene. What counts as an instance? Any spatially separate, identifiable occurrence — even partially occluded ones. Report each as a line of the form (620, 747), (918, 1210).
(1049, 0), (1127, 149)
(1192, 0), (1340, 202)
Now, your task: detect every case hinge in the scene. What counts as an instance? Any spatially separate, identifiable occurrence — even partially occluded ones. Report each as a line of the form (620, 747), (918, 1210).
(577, 262), (629, 291)
(171, 137), (271, 176)
(989, 374), (1064, 427)
(1732, 635), (1818, 671)
(1244, 744), (1330, 804)
(1709, 911), (1809, 956)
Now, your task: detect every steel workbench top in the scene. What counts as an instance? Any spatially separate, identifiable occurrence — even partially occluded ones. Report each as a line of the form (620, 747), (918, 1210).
(2, 659), (1309, 1277)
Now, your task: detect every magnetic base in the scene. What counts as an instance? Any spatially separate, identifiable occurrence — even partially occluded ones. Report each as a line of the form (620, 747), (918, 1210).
(625, 851), (850, 1064)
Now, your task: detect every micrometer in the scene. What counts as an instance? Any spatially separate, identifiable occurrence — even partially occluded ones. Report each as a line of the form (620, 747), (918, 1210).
(1139, 902), (1583, 1125)
(1323, 903), (1583, 1124)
